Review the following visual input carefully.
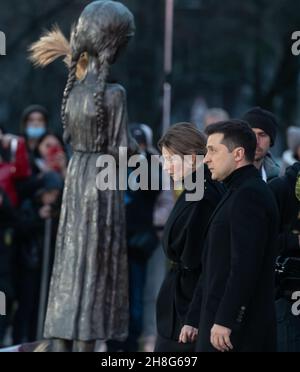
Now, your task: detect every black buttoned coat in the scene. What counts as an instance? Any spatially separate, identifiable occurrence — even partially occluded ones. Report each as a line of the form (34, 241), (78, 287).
(191, 165), (280, 352)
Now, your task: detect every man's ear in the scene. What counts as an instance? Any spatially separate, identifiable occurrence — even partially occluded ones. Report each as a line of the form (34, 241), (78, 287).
(233, 147), (245, 163)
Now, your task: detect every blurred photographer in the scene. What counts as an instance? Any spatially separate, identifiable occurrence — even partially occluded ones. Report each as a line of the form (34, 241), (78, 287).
(269, 162), (300, 352)
(0, 187), (18, 346)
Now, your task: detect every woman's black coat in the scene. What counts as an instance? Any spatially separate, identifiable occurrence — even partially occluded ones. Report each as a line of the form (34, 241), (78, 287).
(156, 166), (224, 340)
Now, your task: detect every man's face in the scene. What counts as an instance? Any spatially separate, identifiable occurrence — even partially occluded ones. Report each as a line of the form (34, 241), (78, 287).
(204, 133), (237, 181)
(252, 128), (271, 162)
(41, 190), (60, 206)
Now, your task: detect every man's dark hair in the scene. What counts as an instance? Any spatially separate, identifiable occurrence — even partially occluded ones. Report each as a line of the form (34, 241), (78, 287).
(205, 119), (257, 163)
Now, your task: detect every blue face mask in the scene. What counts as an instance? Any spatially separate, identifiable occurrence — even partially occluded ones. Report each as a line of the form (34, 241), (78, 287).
(26, 126), (46, 139)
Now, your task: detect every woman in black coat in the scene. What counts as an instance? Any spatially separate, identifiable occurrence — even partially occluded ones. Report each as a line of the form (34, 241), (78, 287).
(155, 123), (224, 352)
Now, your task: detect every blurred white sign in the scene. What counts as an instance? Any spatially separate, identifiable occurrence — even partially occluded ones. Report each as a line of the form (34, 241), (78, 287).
(0, 291), (6, 316)
(0, 31), (6, 55)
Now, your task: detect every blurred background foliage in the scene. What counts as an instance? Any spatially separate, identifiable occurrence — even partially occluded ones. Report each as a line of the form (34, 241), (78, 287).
(0, 0), (300, 151)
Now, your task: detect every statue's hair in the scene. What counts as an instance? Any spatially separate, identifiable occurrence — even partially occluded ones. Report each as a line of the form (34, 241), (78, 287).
(28, 25), (88, 80)
(66, 1), (135, 146)
(94, 55), (110, 146)
(61, 54), (80, 143)
(29, 1), (135, 146)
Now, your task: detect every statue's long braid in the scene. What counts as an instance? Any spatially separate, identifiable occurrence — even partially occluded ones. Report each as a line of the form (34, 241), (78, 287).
(94, 50), (111, 147)
(61, 55), (80, 143)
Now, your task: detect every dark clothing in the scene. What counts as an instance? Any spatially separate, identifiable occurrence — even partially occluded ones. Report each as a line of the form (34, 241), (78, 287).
(156, 167), (224, 349)
(126, 151), (161, 262)
(191, 165), (279, 352)
(0, 190), (17, 344)
(276, 298), (300, 352)
(107, 151), (162, 352)
(154, 334), (195, 352)
(13, 197), (60, 344)
(269, 162), (300, 256)
(269, 162), (300, 352)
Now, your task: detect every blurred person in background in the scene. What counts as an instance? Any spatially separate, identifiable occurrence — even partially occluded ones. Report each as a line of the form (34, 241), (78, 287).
(281, 126), (300, 174)
(203, 108), (229, 128)
(36, 134), (68, 179)
(0, 127), (31, 207)
(17, 105), (51, 202)
(141, 189), (174, 352)
(190, 97), (208, 131)
(242, 107), (280, 182)
(0, 188), (19, 347)
(21, 105), (48, 169)
(269, 162), (300, 352)
(107, 123), (162, 352)
(13, 172), (64, 344)
(21, 105), (48, 165)
(0, 126), (32, 346)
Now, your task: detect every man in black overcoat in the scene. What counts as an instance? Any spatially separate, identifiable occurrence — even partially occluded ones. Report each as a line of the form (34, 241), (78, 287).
(189, 120), (280, 352)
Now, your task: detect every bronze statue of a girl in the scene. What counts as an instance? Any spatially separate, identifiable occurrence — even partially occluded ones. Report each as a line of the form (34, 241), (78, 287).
(30, 0), (135, 352)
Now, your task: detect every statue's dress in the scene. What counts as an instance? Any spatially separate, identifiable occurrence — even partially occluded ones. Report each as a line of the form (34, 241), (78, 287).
(44, 81), (129, 341)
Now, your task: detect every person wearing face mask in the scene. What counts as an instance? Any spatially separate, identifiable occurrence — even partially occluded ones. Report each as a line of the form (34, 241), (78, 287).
(21, 105), (48, 175)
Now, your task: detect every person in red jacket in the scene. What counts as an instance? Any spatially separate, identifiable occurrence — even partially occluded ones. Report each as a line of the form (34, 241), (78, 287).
(0, 130), (31, 207)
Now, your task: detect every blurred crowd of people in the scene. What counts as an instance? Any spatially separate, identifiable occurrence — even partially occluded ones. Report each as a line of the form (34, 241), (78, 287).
(0, 105), (66, 346)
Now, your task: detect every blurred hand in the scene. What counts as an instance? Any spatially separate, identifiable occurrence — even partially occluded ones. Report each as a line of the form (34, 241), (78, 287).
(178, 325), (198, 344)
(1, 134), (17, 148)
(210, 324), (233, 352)
(56, 152), (67, 171)
(47, 151), (67, 174)
(39, 205), (52, 219)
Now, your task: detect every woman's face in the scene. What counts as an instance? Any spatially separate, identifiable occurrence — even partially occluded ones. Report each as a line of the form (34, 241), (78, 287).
(38, 135), (61, 158)
(162, 146), (195, 182)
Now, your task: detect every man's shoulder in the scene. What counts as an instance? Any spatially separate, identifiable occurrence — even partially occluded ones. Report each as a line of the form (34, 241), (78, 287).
(263, 153), (280, 181)
(233, 176), (276, 208)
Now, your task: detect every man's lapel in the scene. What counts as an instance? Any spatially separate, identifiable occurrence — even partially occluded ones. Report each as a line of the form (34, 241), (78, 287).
(203, 188), (233, 238)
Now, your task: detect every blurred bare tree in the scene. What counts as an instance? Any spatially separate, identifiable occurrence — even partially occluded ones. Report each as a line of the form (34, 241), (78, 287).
(0, 0), (300, 141)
